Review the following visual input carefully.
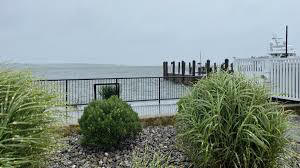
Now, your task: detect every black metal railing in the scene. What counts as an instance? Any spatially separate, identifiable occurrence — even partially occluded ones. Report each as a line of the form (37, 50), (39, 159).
(37, 76), (200, 106)
(37, 76), (200, 123)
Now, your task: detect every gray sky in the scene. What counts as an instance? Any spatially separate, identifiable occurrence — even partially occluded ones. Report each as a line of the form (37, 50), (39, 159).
(0, 0), (299, 66)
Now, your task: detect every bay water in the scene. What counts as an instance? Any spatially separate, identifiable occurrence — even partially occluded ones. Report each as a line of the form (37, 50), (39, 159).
(12, 63), (162, 79)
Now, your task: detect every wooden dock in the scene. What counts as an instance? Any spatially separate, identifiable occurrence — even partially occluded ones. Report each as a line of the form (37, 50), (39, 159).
(162, 59), (233, 85)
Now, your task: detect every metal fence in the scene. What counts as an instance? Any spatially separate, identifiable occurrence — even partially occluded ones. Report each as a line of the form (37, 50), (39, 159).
(234, 57), (300, 102)
(38, 76), (199, 124)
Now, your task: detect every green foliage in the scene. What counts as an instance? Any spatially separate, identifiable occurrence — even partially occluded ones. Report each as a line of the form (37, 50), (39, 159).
(99, 85), (119, 99)
(132, 146), (174, 168)
(78, 96), (142, 149)
(176, 71), (296, 168)
(0, 70), (61, 168)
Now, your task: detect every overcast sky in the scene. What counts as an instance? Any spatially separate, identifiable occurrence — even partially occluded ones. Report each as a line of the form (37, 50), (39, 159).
(0, 0), (299, 66)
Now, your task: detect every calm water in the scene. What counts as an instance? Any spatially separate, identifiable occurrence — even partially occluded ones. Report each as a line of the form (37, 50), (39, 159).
(13, 63), (162, 79)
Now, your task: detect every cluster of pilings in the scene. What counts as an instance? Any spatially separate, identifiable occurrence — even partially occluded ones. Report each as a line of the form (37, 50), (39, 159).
(162, 59), (234, 84)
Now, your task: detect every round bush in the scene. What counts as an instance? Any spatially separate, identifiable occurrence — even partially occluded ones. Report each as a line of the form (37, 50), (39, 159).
(176, 72), (293, 168)
(78, 96), (142, 149)
(0, 70), (60, 167)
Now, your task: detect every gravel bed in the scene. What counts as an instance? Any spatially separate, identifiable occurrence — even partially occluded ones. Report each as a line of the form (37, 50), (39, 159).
(47, 126), (192, 168)
(47, 117), (300, 168)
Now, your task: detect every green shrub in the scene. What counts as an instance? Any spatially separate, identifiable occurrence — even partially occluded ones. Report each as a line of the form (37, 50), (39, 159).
(99, 85), (119, 99)
(78, 96), (141, 149)
(176, 71), (295, 168)
(0, 70), (61, 168)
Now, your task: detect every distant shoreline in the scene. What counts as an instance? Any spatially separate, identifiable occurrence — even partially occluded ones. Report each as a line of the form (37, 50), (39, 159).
(8, 63), (162, 68)
(5, 63), (163, 80)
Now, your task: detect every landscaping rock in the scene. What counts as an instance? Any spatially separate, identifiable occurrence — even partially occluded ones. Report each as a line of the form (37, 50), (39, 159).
(47, 123), (300, 167)
(47, 126), (192, 168)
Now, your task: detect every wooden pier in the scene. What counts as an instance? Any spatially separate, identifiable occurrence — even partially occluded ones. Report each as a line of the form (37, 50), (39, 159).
(163, 59), (233, 85)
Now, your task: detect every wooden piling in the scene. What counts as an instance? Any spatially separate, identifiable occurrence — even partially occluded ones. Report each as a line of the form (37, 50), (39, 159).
(163, 62), (169, 79)
(171, 61), (175, 75)
(224, 59), (229, 71)
(178, 62), (181, 74)
(192, 60), (196, 76)
(165, 62), (168, 77)
(181, 61), (185, 76)
(181, 61), (185, 83)
(206, 60), (211, 74)
(163, 62), (166, 77)
(214, 63), (217, 72)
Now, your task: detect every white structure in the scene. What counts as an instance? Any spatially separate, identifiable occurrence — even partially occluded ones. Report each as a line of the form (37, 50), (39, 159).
(269, 34), (296, 58)
(234, 34), (300, 101)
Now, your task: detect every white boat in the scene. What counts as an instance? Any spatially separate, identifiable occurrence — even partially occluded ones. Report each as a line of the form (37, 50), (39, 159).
(269, 34), (296, 58)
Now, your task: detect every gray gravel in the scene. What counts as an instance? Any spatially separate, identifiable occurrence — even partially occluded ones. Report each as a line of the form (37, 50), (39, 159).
(47, 126), (192, 168)
(47, 116), (300, 168)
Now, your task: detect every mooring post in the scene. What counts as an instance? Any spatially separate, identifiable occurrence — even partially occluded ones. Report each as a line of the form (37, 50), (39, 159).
(181, 61), (185, 83)
(181, 61), (185, 76)
(206, 60), (211, 74)
(198, 66), (201, 76)
(192, 60), (196, 76)
(214, 63), (217, 72)
(165, 61), (168, 79)
(163, 62), (169, 79)
(230, 63), (234, 73)
(189, 62), (192, 74)
(225, 59), (229, 71)
(163, 62), (166, 78)
(178, 62), (181, 74)
(171, 61), (175, 75)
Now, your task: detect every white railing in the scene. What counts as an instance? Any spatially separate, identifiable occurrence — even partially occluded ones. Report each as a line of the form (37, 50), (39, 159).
(234, 57), (300, 102)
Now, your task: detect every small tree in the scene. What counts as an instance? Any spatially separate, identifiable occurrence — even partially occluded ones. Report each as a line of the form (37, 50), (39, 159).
(79, 96), (141, 149)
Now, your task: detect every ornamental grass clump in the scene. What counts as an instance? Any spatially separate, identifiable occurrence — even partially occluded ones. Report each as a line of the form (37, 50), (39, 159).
(79, 96), (142, 149)
(0, 70), (61, 168)
(132, 146), (174, 168)
(176, 71), (296, 168)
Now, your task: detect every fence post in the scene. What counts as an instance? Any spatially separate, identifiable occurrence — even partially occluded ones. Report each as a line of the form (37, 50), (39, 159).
(116, 79), (120, 98)
(65, 80), (68, 104)
(94, 84), (97, 100)
(158, 77), (161, 114)
(65, 80), (68, 123)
